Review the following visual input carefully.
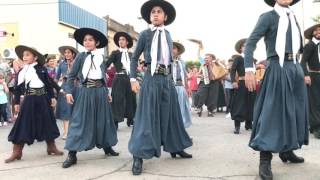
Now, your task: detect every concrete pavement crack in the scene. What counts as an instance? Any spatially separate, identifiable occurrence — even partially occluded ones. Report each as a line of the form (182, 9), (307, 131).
(87, 159), (132, 180)
(110, 169), (257, 180)
(0, 157), (117, 172)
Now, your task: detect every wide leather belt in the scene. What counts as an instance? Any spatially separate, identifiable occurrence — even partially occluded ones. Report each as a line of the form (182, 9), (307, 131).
(25, 87), (46, 96)
(82, 79), (104, 88)
(285, 53), (300, 61)
(146, 64), (171, 75)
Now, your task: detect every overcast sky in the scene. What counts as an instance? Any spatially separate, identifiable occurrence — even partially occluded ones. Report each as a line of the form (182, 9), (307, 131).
(67, 0), (318, 61)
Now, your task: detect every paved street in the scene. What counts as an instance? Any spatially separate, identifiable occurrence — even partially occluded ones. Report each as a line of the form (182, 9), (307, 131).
(0, 110), (319, 180)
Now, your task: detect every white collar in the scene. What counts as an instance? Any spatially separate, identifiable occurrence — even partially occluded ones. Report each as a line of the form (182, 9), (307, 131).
(119, 48), (128, 52)
(27, 62), (38, 67)
(312, 37), (320, 45)
(85, 49), (99, 56)
(274, 3), (292, 14)
(150, 25), (165, 32)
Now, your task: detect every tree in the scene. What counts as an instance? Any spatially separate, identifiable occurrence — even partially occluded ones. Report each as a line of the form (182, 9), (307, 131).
(312, 15), (320, 23)
(185, 60), (201, 71)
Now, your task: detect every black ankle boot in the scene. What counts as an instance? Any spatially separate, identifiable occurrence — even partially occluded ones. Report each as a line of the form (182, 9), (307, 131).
(208, 111), (214, 117)
(245, 123), (252, 130)
(196, 107), (202, 117)
(114, 121), (119, 130)
(234, 127), (240, 134)
(103, 147), (119, 156)
(127, 119), (133, 127)
(259, 151), (273, 180)
(132, 157), (143, 175)
(62, 151), (77, 168)
(279, 151), (304, 163)
(170, 151), (192, 158)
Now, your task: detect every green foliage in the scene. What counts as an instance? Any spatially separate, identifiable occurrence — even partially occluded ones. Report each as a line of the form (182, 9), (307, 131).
(185, 60), (201, 70)
(312, 15), (320, 23)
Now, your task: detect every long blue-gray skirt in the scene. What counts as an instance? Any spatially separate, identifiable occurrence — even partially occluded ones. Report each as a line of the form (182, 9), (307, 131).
(249, 59), (309, 153)
(128, 72), (193, 159)
(65, 86), (118, 151)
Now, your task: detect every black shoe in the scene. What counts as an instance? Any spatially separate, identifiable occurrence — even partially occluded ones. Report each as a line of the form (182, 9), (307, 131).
(62, 151), (77, 168)
(208, 111), (214, 117)
(103, 147), (119, 156)
(313, 130), (320, 139)
(127, 119), (133, 127)
(234, 127), (240, 134)
(259, 159), (273, 180)
(245, 123), (252, 130)
(132, 157), (143, 175)
(114, 121), (119, 130)
(279, 151), (304, 163)
(170, 151), (192, 158)
(196, 107), (202, 117)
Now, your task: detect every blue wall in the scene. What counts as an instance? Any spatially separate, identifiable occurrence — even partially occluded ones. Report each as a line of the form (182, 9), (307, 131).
(58, 0), (107, 34)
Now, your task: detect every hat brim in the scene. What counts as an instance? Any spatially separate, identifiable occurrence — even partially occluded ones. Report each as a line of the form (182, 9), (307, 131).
(264, 0), (300, 7)
(141, 0), (176, 26)
(235, 38), (247, 54)
(173, 42), (185, 55)
(58, 46), (79, 55)
(113, 32), (133, 49)
(15, 45), (45, 65)
(304, 24), (320, 40)
(74, 28), (108, 49)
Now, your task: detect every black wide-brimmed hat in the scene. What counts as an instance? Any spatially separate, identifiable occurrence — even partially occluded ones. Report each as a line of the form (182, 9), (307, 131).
(113, 32), (133, 49)
(15, 45), (45, 65)
(58, 46), (79, 55)
(235, 38), (247, 53)
(141, 0), (176, 26)
(264, 0), (300, 7)
(74, 27), (108, 49)
(173, 41), (185, 55)
(304, 24), (320, 40)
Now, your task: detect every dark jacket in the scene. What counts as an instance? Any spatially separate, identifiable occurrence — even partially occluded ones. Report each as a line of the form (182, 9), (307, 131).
(106, 50), (132, 72)
(130, 28), (173, 78)
(301, 41), (320, 76)
(14, 64), (55, 105)
(244, 10), (303, 68)
(65, 52), (108, 94)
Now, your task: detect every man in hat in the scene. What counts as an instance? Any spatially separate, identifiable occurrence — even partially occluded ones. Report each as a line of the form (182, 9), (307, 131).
(301, 23), (320, 139)
(230, 38), (256, 134)
(172, 41), (192, 128)
(106, 32), (136, 129)
(62, 27), (118, 168)
(195, 53), (220, 117)
(129, 0), (192, 175)
(244, 0), (308, 179)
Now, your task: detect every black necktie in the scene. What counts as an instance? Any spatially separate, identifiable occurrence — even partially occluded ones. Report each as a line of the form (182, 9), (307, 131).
(285, 13), (293, 53)
(87, 52), (96, 70)
(86, 52), (96, 79)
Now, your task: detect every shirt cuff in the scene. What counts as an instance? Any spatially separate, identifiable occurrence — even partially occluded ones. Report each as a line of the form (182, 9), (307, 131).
(245, 67), (256, 73)
(130, 78), (137, 82)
